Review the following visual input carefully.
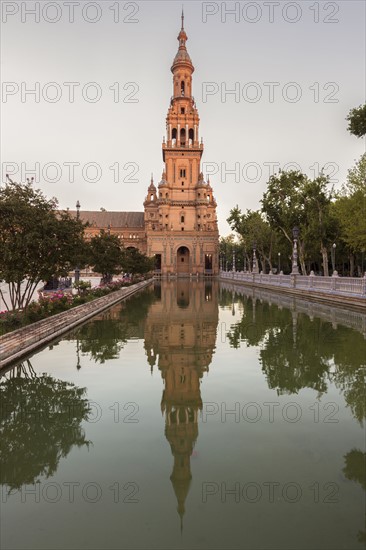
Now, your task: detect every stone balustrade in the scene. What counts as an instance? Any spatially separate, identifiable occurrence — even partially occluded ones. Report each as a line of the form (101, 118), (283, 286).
(220, 270), (366, 309)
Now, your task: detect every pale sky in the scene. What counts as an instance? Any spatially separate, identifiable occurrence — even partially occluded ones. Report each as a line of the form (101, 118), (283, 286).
(1, 0), (365, 235)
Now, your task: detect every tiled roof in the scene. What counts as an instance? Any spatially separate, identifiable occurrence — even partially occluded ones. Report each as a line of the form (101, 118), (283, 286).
(66, 210), (145, 228)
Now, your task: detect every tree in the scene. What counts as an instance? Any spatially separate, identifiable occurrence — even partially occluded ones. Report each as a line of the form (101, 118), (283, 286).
(261, 170), (337, 275)
(0, 178), (86, 311)
(333, 154), (366, 274)
(122, 247), (154, 276)
(227, 208), (276, 273)
(261, 171), (309, 274)
(219, 235), (239, 271)
(88, 231), (123, 283)
(346, 104), (366, 138)
(300, 175), (338, 276)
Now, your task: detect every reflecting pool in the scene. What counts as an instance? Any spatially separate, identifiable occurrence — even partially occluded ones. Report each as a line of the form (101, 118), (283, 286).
(1, 281), (365, 550)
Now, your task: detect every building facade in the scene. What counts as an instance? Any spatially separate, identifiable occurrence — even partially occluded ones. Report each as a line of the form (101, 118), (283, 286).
(74, 15), (219, 276)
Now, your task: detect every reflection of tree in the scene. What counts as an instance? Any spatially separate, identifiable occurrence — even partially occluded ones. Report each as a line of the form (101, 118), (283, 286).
(343, 449), (366, 543)
(0, 361), (91, 490)
(224, 290), (366, 421)
(76, 318), (128, 363)
(70, 288), (156, 364)
(331, 330), (366, 425)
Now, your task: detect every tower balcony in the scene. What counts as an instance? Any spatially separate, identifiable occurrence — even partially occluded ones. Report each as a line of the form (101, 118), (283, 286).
(163, 141), (203, 150)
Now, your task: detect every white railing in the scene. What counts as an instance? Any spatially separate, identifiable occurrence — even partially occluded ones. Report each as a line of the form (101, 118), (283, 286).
(220, 270), (366, 297)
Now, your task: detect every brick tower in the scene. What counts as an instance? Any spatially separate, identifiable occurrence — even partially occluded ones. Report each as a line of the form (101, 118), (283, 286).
(144, 12), (219, 277)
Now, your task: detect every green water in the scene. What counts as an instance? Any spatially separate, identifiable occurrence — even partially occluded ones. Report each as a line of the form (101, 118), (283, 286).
(1, 281), (365, 550)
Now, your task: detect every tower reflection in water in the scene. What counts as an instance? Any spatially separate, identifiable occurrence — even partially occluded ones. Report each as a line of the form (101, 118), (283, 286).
(144, 280), (218, 528)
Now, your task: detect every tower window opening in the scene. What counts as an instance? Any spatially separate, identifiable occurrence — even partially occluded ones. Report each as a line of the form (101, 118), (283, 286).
(181, 81), (185, 95)
(180, 169), (186, 178)
(181, 216), (184, 223)
(180, 128), (186, 146)
(182, 182), (184, 186)
(150, 194), (154, 201)
(181, 107), (185, 114)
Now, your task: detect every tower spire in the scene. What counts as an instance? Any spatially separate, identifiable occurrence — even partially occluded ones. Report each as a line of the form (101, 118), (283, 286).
(181, 7), (184, 30)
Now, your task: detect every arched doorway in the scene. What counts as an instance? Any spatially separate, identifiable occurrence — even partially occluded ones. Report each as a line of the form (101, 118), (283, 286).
(177, 246), (190, 275)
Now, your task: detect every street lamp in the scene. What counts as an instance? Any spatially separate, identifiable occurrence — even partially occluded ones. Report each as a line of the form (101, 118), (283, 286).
(243, 247), (246, 272)
(331, 243), (336, 274)
(75, 200), (81, 283)
(233, 248), (236, 272)
(252, 241), (259, 274)
(278, 252), (281, 274)
(291, 226), (299, 275)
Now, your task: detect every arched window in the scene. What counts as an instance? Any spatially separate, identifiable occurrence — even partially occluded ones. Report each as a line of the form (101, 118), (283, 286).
(188, 128), (194, 145)
(150, 194), (154, 201)
(181, 215), (184, 223)
(181, 81), (185, 95)
(172, 127), (177, 146)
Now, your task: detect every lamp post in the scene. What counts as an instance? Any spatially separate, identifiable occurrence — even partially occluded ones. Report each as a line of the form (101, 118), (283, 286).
(233, 248), (236, 272)
(278, 252), (281, 274)
(331, 243), (336, 274)
(291, 226), (299, 275)
(243, 247), (246, 272)
(253, 241), (259, 274)
(75, 200), (81, 283)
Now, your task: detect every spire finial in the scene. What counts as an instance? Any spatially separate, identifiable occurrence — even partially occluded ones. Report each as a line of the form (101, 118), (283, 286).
(151, 173), (154, 183)
(181, 6), (184, 30)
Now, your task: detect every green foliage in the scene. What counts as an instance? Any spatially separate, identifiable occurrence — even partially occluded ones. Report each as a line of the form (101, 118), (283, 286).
(260, 170), (337, 274)
(333, 154), (366, 256)
(68, 287), (156, 364)
(0, 179), (86, 311)
(227, 208), (277, 272)
(346, 104), (366, 138)
(73, 280), (92, 295)
(88, 231), (123, 282)
(122, 247), (154, 275)
(222, 288), (366, 424)
(0, 365), (91, 490)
